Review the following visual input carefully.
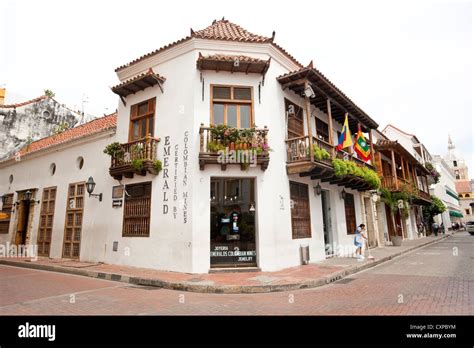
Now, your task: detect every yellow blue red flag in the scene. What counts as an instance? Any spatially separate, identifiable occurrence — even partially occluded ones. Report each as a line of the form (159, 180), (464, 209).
(336, 113), (353, 151)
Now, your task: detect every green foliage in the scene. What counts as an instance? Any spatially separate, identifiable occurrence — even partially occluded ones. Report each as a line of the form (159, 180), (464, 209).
(380, 188), (409, 218)
(103, 142), (124, 158)
(53, 122), (70, 135)
(207, 140), (226, 152)
(332, 159), (381, 189)
(422, 195), (446, 226)
(131, 143), (144, 155)
(44, 89), (55, 98)
(132, 159), (144, 171)
(313, 145), (330, 161)
(153, 160), (162, 173)
(207, 125), (270, 154)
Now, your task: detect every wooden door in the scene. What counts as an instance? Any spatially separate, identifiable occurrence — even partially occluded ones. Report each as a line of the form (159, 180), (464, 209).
(290, 181), (312, 239)
(15, 201), (28, 245)
(37, 187), (56, 257)
(394, 210), (404, 237)
(384, 204), (397, 238)
(344, 193), (357, 234)
(62, 183), (85, 259)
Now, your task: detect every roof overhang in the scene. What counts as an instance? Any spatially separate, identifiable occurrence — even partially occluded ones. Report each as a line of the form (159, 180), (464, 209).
(112, 69), (166, 98)
(375, 139), (431, 175)
(196, 53), (271, 76)
(277, 67), (378, 132)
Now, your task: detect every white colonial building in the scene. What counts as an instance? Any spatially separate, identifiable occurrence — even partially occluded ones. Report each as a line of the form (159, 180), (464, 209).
(430, 155), (462, 227)
(1, 19), (384, 273)
(445, 136), (474, 222)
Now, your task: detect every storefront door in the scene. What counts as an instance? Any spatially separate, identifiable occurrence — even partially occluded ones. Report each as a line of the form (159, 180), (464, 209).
(210, 178), (257, 268)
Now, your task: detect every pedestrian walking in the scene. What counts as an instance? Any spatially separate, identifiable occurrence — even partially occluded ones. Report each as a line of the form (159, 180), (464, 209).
(432, 222), (439, 236)
(354, 224), (367, 261)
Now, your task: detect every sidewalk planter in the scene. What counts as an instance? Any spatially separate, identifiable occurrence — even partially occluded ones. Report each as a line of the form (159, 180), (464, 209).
(391, 236), (403, 246)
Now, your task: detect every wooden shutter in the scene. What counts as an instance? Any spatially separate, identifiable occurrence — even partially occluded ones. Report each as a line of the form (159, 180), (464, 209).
(123, 182), (152, 237)
(290, 181), (311, 239)
(344, 193), (357, 235)
(63, 183), (85, 259)
(0, 193), (13, 234)
(38, 187), (56, 256)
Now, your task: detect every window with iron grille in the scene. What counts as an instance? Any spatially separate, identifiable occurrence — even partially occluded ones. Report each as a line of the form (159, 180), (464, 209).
(123, 182), (152, 237)
(0, 193), (13, 234)
(289, 181), (311, 239)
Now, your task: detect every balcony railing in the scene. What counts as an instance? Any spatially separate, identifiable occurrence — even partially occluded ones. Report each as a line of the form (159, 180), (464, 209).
(199, 125), (270, 171)
(418, 189), (431, 201)
(286, 135), (375, 168)
(109, 136), (161, 180)
(380, 175), (431, 201)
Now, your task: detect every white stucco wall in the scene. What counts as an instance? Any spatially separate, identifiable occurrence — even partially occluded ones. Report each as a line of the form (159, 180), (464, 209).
(0, 38), (375, 273)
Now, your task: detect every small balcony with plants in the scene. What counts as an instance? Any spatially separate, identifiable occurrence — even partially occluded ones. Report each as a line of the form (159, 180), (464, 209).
(104, 136), (162, 180)
(199, 124), (270, 171)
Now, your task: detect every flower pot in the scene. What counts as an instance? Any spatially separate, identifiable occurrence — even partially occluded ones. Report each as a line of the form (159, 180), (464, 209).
(230, 142), (235, 150)
(391, 235), (403, 246)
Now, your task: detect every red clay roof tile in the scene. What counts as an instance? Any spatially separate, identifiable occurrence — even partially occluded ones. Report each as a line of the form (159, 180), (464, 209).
(1, 95), (48, 108)
(114, 19), (302, 72)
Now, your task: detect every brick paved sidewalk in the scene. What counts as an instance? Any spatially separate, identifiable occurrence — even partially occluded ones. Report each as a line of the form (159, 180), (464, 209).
(0, 233), (451, 294)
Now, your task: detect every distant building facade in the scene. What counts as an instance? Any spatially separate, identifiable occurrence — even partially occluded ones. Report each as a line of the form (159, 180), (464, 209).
(0, 94), (83, 160)
(445, 136), (474, 222)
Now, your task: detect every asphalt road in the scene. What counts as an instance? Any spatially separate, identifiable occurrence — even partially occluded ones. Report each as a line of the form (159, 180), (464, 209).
(0, 232), (472, 315)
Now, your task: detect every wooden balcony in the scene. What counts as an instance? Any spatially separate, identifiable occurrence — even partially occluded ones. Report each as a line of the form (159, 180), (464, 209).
(109, 137), (161, 180)
(417, 189), (431, 201)
(286, 135), (373, 174)
(381, 175), (432, 203)
(285, 135), (375, 191)
(198, 125), (270, 171)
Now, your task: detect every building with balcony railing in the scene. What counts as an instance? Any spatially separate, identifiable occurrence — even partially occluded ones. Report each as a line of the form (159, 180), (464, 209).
(372, 127), (434, 243)
(1, 19), (392, 273)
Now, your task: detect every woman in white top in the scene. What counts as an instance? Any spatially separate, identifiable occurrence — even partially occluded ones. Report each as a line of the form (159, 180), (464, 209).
(354, 224), (368, 260)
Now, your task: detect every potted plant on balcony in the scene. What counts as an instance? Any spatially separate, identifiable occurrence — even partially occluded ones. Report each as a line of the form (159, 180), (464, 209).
(103, 142), (125, 164)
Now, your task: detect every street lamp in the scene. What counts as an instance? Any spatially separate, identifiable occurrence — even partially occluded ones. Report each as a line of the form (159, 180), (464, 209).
(340, 189), (346, 200)
(370, 189), (379, 203)
(86, 176), (103, 202)
(23, 190), (40, 205)
(303, 85), (315, 99)
(1, 194), (7, 206)
(313, 182), (322, 196)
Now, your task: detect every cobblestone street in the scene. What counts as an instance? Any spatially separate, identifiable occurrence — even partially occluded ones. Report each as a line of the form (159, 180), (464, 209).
(1, 232), (472, 315)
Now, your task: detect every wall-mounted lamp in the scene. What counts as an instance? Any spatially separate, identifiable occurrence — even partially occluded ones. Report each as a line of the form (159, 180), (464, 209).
(86, 176), (103, 202)
(23, 190), (40, 205)
(313, 182), (322, 196)
(303, 85), (315, 99)
(370, 189), (380, 203)
(1, 194), (8, 206)
(340, 189), (347, 200)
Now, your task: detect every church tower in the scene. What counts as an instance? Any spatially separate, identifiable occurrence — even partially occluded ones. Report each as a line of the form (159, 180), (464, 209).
(445, 135), (469, 181)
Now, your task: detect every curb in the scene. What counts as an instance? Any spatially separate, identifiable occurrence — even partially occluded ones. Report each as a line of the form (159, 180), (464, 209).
(0, 234), (451, 294)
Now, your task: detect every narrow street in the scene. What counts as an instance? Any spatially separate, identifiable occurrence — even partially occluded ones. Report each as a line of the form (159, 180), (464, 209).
(0, 232), (472, 315)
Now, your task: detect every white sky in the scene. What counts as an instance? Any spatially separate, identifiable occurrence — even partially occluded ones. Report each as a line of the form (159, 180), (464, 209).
(1, 0), (472, 177)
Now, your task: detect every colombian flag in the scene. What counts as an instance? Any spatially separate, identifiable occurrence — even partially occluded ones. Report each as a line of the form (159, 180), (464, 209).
(336, 113), (353, 151)
(353, 126), (371, 161)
